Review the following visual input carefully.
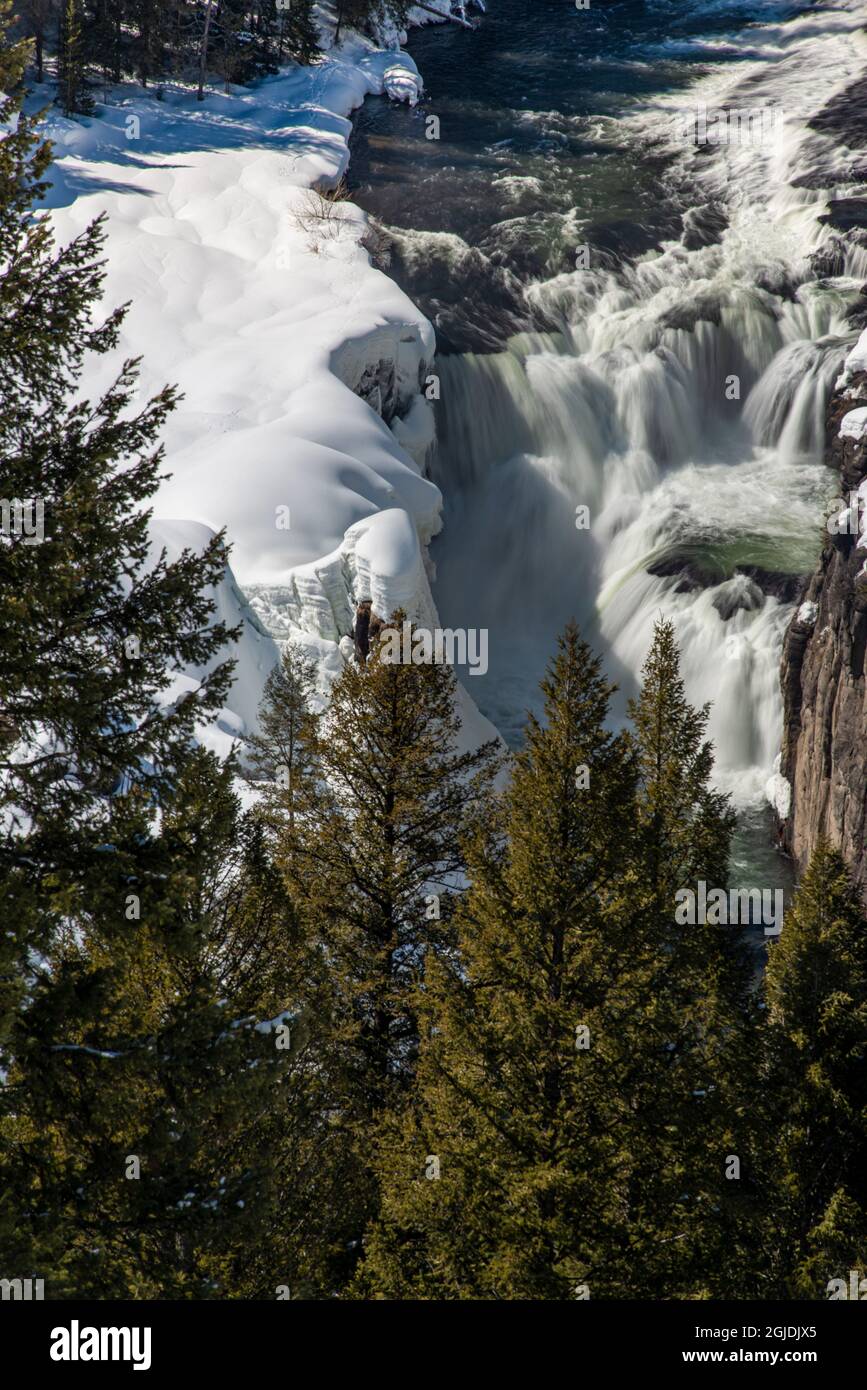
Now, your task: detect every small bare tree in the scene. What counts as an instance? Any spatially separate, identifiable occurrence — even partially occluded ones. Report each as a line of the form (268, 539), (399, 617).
(292, 178), (354, 252)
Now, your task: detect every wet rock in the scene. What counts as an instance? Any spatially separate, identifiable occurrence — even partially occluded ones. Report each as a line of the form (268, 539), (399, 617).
(647, 554), (804, 604)
(712, 575), (765, 620)
(754, 264), (799, 302)
(810, 71), (867, 147)
(681, 200), (728, 251)
(353, 357), (399, 421)
(817, 197), (867, 233)
(807, 240), (847, 279)
(791, 163), (867, 191)
(739, 567), (806, 604)
(658, 292), (723, 333)
(647, 555), (718, 592)
(846, 290), (867, 331)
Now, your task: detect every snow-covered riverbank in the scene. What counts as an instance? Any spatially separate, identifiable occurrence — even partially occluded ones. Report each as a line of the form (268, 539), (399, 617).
(40, 4), (495, 755)
(44, 0), (867, 811)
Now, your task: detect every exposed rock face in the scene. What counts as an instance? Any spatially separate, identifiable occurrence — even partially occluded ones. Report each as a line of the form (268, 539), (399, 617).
(330, 322), (431, 425)
(777, 369), (867, 901)
(647, 554), (805, 604)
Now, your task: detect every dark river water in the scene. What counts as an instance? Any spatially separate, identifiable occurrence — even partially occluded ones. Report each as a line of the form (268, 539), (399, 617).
(348, 0), (807, 351)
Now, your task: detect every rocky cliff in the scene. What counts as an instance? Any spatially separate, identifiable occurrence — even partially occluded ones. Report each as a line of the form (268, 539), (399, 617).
(777, 351), (867, 900)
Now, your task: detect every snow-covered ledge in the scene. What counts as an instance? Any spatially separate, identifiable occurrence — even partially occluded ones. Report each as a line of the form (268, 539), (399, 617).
(46, 15), (490, 739)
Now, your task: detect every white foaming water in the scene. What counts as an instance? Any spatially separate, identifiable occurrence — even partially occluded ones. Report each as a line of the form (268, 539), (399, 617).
(430, 0), (867, 805)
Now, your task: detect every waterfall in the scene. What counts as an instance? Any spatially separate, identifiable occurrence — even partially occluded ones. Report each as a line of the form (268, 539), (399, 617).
(430, 281), (848, 789)
(429, 101), (863, 795)
(353, 0), (867, 819)
(744, 336), (851, 459)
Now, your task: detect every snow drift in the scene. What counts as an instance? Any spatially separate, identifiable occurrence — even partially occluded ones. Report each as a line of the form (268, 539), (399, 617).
(41, 24), (485, 743)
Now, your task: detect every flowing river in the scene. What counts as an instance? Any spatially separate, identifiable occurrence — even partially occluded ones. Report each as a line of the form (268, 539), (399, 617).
(348, 0), (867, 891)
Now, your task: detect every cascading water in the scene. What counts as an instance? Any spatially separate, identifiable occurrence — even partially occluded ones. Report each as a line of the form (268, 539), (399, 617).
(350, 0), (867, 883)
(430, 246), (853, 802)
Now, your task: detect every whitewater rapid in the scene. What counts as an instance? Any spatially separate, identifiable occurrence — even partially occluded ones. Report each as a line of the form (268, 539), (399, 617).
(423, 0), (867, 808)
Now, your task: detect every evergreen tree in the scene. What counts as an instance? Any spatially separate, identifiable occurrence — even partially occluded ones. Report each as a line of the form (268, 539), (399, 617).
(760, 840), (867, 1299)
(0, 7), (52, 1280)
(360, 621), (753, 1299)
(81, 1), (126, 87)
(20, 0), (59, 84)
(276, 0), (320, 65)
(238, 1), (288, 79)
(0, 0), (235, 887)
(0, 5), (285, 1295)
(244, 642), (318, 837)
(0, 0), (31, 89)
(275, 617), (500, 1288)
(126, 0), (172, 87)
(57, 0), (94, 113)
(622, 618), (752, 1296)
(358, 623), (642, 1298)
(3, 751), (314, 1297)
(38, 1), (319, 101)
(334, 0), (410, 46)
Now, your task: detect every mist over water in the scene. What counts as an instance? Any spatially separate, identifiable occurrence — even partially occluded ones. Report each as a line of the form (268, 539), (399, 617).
(350, 0), (867, 888)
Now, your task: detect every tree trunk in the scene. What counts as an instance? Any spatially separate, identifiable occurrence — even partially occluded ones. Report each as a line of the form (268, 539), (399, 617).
(413, 1), (473, 28)
(113, 4), (121, 83)
(197, 0), (215, 101)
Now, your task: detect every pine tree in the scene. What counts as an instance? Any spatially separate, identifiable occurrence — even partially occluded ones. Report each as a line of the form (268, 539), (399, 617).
(622, 618), (752, 1296)
(244, 642), (318, 837)
(629, 618), (736, 917)
(3, 750), (315, 1296)
(76, 1), (127, 88)
(0, 5), (287, 1294)
(275, 617), (500, 1288)
(20, 0), (59, 85)
(57, 0), (94, 113)
(359, 623), (644, 1299)
(0, 0), (236, 886)
(334, 0), (410, 46)
(0, 3), (32, 98)
(126, 0), (171, 87)
(359, 620), (754, 1299)
(81, 1), (119, 92)
(240, 1), (286, 79)
(760, 840), (867, 1299)
(276, 0), (320, 65)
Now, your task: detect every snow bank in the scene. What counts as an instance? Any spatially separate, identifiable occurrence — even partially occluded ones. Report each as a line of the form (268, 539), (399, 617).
(149, 520), (280, 757)
(836, 325), (867, 392)
(40, 26), (471, 740)
(838, 406), (867, 442)
(346, 507), (439, 626)
(242, 504), (436, 646)
(383, 63), (423, 105)
(766, 755), (792, 821)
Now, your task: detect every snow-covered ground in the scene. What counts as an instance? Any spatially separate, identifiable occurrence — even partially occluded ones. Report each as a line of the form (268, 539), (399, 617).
(40, 6), (497, 755)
